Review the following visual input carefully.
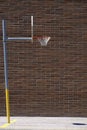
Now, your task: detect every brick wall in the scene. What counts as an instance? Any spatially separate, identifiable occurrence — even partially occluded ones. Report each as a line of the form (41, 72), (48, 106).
(0, 0), (87, 116)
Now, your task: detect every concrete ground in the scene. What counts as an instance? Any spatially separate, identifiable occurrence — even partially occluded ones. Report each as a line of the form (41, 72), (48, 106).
(0, 117), (87, 130)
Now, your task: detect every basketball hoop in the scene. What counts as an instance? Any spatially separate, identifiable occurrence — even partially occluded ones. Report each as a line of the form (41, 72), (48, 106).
(37, 36), (51, 46)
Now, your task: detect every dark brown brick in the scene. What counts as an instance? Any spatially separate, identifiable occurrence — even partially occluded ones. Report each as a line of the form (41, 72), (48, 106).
(0, 0), (87, 116)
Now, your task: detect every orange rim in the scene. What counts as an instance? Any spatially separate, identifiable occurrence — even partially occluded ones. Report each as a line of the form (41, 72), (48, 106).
(33, 36), (49, 40)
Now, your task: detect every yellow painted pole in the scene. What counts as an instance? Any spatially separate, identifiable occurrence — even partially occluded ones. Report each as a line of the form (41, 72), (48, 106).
(2, 20), (10, 123)
(5, 89), (10, 123)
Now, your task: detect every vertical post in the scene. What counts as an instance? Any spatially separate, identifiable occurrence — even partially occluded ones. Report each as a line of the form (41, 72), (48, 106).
(31, 16), (33, 43)
(2, 20), (10, 123)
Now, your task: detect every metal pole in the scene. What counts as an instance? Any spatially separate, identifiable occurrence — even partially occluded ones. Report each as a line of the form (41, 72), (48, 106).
(31, 16), (33, 43)
(7, 37), (32, 41)
(2, 18), (33, 123)
(2, 20), (10, 123)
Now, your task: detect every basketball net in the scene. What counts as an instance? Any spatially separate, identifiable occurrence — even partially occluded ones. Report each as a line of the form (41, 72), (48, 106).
(38, 36), (51, 46)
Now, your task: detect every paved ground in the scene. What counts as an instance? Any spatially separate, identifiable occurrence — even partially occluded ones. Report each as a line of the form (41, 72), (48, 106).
(0, 117), (87, 130)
